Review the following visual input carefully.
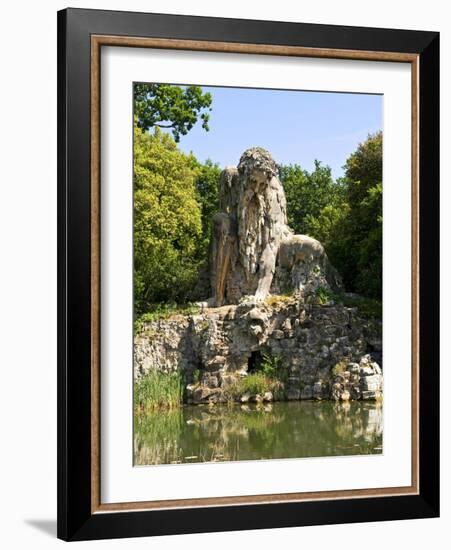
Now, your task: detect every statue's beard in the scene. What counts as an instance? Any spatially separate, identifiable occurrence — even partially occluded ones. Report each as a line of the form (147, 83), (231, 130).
(239, 190), (266, 279)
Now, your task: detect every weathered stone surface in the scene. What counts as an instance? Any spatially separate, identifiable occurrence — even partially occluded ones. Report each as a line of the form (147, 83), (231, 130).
(300, 385), (313, 400)
(250, 394), (264, 403)
(361, 390), (382, 401)
(287, 388), (301, 401)
(340, 390), (351, 401)
(207, 147), (341, 306)
(313, 381), (328, 400)
(135, 301), (382, 403)
(192, 386), (223, 404)
(347, 363), (360, 374)
(372, 362), (383, 375)
(351, 386), (361, 400)
(360, 374), (383, 391)
(331, 383), (342, 401)
(359, 366), (374, 376)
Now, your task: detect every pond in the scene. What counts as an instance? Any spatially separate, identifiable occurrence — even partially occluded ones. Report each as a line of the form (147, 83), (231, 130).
(134, 401), (383, 466)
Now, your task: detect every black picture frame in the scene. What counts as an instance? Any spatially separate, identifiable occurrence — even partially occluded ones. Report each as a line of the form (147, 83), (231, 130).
(57, 7), (439, 541)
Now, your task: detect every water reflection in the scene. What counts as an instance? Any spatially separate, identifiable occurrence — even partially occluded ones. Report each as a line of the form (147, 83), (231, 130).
(134, 401), (383, 466)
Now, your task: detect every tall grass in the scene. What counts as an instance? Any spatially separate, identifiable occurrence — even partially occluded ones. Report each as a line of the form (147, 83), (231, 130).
(134, 370), (184, 413)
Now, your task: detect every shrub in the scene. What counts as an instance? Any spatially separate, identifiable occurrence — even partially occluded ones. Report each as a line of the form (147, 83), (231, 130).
(315, 286), (334, 305)
(260, 352), (283, 379)
(225, 352), (285, 401)
(331, 359), (348, 377)
(225, 373), (283, 400)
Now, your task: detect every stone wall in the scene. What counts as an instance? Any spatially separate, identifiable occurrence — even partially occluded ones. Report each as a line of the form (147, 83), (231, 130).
(134, 296), (382, 404)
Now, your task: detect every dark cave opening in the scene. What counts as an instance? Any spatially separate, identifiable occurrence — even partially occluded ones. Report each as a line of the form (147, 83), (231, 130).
(247, 350), (263, 373)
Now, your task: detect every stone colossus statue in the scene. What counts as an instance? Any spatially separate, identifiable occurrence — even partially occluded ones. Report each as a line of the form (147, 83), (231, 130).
(208, 147), (341, 307)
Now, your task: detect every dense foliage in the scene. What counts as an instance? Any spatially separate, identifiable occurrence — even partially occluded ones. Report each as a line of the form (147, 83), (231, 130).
(134, 125), (203, 312)
(134, 124), (221, 313)
(194, 159), (221, 257)
(134, 83), (212, 142)
(341, 132), (382, 297)
(286, 132), (383, 298)
(280, 160), (344, 235)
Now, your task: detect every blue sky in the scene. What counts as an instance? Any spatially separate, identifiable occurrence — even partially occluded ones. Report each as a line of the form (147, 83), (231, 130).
(165, 86), (382, 180)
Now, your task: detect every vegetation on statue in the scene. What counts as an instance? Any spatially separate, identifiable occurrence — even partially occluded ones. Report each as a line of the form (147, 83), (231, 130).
(134, 83), (212, 142)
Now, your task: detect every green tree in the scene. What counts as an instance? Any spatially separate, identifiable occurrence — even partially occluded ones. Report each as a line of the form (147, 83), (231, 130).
(340, 132), (382, 297)
(304, 203), (349, 251)
(194, 159), (221, 254)
(134, 124), (203, 312)
(280, 160), (344, 235)
(300, 132), (383, 299)
(134, 83), (212, 142)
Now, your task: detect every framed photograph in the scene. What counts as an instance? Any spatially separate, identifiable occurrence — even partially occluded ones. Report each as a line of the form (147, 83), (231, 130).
(57, 8), (439, 541)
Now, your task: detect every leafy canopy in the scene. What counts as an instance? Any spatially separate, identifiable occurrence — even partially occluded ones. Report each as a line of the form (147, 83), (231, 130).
(194, 159), (221, 256)
(292, 132), (383, 299)
(134, 123), (203, 312)
(280, 160), (345, 235)
(341, 132), (383, 298)
(134, 83), (212, 142)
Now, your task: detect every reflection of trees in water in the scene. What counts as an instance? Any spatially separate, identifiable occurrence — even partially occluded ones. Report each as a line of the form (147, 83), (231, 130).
(134, 408), (184, 465)
(134, 401), (383, 465)
(331, 401), (383, 452)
